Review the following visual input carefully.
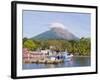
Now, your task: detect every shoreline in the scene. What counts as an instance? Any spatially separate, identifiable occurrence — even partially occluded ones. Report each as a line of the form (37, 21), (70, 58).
(73, 56), (90, 57)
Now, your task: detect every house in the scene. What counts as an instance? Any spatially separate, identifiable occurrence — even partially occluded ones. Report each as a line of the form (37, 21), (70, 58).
(23, 48), (48, 63)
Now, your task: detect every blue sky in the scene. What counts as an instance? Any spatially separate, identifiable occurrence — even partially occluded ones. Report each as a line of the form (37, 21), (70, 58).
(23, 10), (91, 38)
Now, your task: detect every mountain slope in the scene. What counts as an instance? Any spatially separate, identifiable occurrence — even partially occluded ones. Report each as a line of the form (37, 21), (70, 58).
(32, 27), (79, 40)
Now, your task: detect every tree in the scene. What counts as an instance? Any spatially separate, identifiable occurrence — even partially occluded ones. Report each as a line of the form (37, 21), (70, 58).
(23, 39), (37, 51)
(77, 37), (91, 56)
(23, 37), (28, 44)
(40, 40), (49, 50)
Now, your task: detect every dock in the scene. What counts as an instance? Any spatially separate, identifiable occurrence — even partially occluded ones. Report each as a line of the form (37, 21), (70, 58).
(23, 58), (64, 64)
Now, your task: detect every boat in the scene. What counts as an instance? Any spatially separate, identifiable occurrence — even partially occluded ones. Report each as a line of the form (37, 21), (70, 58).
(62, 52), (73, 61)
(48, 51), (73, 62)
(43, 50), (73, 62)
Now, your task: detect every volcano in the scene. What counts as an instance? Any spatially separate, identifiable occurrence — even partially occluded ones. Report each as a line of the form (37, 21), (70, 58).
(31, 27), (79, 40)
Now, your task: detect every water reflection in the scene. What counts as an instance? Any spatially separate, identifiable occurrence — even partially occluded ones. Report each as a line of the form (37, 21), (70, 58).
(23, 57), (90, 69)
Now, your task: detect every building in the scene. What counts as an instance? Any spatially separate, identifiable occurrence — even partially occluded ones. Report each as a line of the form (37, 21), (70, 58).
(22, 48), (48, 63)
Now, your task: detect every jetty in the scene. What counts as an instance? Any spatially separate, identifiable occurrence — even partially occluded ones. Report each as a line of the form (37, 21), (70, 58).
(23, 58), (63, 64)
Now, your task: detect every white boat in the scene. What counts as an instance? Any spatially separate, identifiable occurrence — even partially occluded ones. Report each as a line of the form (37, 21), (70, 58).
(47, 50), (73, 61)
(62, 52), (73, 61)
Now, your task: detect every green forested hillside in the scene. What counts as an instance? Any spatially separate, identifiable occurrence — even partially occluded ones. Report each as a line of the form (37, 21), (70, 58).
(23, 37), (91, 56)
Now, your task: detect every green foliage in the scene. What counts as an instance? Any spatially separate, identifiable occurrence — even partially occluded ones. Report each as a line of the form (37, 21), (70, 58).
(66, 37), (91, 56)
(23, 37), (91, 56)
(78, 38), (91, 56)
(23, 39), (37, 51)
(23, 37), (28, 44)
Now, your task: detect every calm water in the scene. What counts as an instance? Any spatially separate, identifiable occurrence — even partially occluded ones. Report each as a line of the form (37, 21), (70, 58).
(22, 57), (90, 69)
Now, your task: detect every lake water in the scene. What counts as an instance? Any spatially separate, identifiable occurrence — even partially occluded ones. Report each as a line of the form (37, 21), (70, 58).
(22, 57), (90, 69)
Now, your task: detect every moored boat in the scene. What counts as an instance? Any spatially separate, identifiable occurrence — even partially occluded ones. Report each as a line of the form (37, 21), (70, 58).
(62, 52), (73, 61)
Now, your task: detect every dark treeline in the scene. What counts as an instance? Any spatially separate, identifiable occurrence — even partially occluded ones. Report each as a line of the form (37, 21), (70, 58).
(23, 37), (91, 56)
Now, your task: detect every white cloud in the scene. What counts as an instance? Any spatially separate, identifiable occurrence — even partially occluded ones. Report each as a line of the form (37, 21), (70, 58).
(50, 22), (66, 29)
